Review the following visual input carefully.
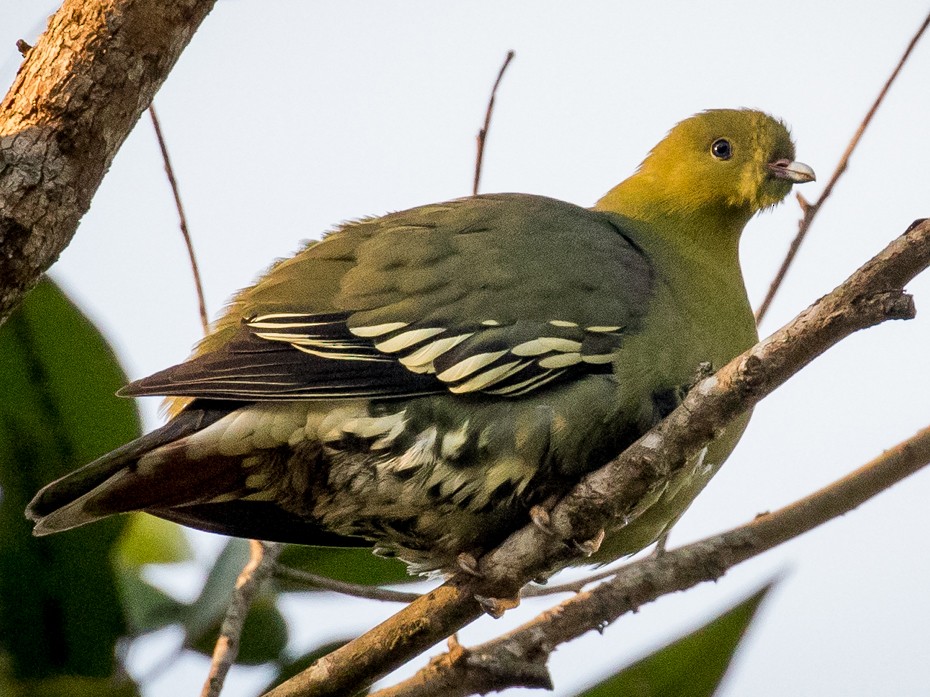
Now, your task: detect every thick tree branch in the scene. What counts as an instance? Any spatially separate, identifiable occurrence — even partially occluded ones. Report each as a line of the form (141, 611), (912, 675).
(264, 219), (930, 697)
(373, 423), (930, 697)
(0, 0), (216, 325)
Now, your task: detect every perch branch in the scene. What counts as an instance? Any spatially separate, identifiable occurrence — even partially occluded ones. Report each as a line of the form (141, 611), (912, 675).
(201, 540), (282, 697)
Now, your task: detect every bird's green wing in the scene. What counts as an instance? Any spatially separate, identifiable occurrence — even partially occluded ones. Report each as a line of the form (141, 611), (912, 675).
(122, 194), (654, 401)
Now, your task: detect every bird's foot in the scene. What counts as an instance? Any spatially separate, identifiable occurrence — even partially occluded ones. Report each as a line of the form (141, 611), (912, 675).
(686, 362), (715, 392)
(529, 504), (554, 536)
(573, 528), (606, 557)
(650, 531), (670, 559)
(456, 552), (484, 578)
(474, 593), (520, 618)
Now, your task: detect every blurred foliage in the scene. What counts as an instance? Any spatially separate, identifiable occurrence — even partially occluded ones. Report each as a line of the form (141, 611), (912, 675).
(576, 583), (774, 697)
(0, 671), (140, 697)
(0, 280), (140, 682)
(0, 280), (372, 694)
(181, 539), (288, 664)
(115, 513), (193, 568)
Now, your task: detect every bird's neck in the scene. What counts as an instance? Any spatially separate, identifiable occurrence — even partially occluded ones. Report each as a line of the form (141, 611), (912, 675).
(594, 175), (759, 365)
(594, 173), (753, 263)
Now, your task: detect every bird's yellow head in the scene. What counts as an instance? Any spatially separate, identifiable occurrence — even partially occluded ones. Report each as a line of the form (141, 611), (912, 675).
(597, 109), (815, 225)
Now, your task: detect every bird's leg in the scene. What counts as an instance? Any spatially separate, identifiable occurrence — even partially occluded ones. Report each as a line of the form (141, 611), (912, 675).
(573, 528), (606, 557)
(529, 504), (554, 536)
(474, 593), (521, 619)
(457, 553), (521, 615)
(650, 530), (670, 558)
(529, 495), (560, 536)
(532, 494), (605, 558)
(456, 551), (484, 577)
(467, 497), (565, 614)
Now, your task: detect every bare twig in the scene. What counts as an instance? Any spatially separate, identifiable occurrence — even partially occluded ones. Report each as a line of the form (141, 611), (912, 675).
(521, 565), (621, 597)
(201, 540), (282, 697)
(473, 51), (515, 196)
(373, 423), (930, 697)
(274, 564), (421, 603)
(755, 10), (930, 324)
(263, 218), (930, 697)
(149, 104), (210, 335)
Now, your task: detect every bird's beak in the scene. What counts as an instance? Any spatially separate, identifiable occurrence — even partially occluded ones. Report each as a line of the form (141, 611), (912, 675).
(767, 159), (816, 183)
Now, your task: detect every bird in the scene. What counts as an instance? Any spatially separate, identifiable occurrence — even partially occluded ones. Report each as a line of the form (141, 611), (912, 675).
(27, 109), (815, 574)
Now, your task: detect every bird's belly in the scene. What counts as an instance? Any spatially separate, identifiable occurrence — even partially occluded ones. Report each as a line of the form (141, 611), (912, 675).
(589, 410), (751, 562)
(291, 376), (634, 572)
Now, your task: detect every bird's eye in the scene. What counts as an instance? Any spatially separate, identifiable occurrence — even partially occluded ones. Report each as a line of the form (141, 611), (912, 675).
(711, 138), (732, 160)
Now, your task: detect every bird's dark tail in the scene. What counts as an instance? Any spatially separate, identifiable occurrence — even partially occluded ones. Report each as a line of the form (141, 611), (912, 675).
(26, 404), (230, 535)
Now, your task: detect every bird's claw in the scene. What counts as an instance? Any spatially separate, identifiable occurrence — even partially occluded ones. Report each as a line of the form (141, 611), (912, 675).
(456, 552), (483, 578)
(474, 593), (520, 618)
(573, 528), (606, 557)
(529, 505), (554, 535)
(684, 362), (714, 395)
(650, 531), (669, 559)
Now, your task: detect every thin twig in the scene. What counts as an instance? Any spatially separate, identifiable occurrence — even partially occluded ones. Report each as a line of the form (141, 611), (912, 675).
(274, 564), (422, 603)
(521, 565), (622, 597)
(473, 51), (515, 196)
(149, 104), (210, 335)
(755, 10), (930, 324)
(372, 423), (930, 697)
(201, 540), (282, 697)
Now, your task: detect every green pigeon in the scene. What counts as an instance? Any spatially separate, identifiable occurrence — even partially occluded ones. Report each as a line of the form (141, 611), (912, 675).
(27, 109), (814, 573)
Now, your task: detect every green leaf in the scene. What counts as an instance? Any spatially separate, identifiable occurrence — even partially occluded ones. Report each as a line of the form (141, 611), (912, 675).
(114, 513), (193, 569)
(115, 566), (188, 635)
(159, 539), (291, 666)
(112, 514), (194, 635)
(0, 279), (142, 679)
(276, 545), (411, 589)
(2, 675), (140, 697)
(181, 538), (253, 641)
(576, 583), (775, 697)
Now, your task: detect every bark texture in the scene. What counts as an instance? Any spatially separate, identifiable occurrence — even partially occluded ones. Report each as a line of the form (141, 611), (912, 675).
(0, 0), (216, 324)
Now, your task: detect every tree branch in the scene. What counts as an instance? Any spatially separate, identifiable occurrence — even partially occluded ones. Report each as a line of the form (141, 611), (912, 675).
(373, 423), (930, 697)
(472, 51), (515, 196)
(0, 0), (217, 326)
(149, 103), (209, 335)
(274, 564), (421, 604)
(263, 219), (930, 697)
(201, 540), (282, 697)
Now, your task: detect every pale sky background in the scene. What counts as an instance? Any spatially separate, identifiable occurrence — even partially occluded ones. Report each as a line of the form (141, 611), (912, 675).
(3, 2), (930, 696)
